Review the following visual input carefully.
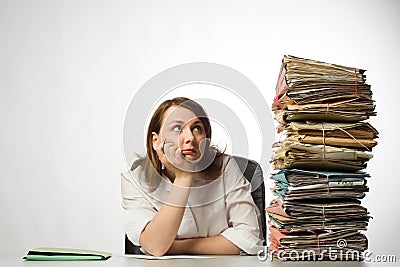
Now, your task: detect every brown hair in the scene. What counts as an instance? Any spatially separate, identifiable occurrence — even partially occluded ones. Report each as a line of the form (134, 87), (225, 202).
(131, 97), (224, 191)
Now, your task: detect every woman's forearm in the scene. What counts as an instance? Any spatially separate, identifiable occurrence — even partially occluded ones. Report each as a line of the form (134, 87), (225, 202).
(167, 235), (241, 255)
(139, 176), (193, 256)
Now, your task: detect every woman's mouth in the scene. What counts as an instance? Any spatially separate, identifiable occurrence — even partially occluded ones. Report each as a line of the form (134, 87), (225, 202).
(181, 149), (196, 155)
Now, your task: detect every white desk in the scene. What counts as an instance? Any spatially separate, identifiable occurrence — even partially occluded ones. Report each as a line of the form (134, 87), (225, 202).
(1, 255), (386, 267)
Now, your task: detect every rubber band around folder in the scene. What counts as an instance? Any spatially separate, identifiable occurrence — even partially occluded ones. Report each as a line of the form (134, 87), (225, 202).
(275, 65), (287, 95)
(325, 173), (330, 196)
(274, 95), (284, 108)
(307, 230), (321, 255)
(354, 68), (358, 96)
(324, 122), (371, 151)
(325, 102), (330, 114)
(321, 122), (326, 160)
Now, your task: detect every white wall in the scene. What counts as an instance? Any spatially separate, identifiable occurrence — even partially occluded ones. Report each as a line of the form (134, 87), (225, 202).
(1, 0), (399, 257)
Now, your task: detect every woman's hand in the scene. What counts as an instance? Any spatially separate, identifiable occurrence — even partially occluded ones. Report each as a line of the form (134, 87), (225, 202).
(156, 139), (195, 179)
(140, 139), (195, 256)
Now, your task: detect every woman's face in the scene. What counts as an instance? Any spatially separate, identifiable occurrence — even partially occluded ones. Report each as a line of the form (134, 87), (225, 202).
(154, 105), (207, 162)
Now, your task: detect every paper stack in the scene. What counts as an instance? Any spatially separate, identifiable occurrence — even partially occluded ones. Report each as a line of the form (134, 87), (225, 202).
(267, 55), (378, 261)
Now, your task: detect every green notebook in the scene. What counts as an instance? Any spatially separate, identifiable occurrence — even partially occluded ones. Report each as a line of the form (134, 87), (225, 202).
(23, 247), (112, 261)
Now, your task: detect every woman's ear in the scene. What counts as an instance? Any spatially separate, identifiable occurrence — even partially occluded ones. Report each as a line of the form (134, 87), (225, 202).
(152, 132), (159, 150)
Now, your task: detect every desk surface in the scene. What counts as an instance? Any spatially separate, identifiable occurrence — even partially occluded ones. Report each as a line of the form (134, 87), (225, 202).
(1, 255), (389, 267)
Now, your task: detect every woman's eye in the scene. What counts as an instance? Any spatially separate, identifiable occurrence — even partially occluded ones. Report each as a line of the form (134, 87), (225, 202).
(193, 126), (202, 132)
(172, 125), (182, 132)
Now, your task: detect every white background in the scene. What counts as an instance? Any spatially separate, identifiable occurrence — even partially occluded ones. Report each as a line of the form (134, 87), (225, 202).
(1, 0), (399, 258)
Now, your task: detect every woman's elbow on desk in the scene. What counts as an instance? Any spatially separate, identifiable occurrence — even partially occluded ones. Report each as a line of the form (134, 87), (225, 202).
(167, 236), (241, 255)
(139, 235), (172, 257)
(139, 242), (169, 257)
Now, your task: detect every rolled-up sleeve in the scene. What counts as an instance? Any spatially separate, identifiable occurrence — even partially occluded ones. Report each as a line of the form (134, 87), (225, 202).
(220, 160), (264, 255)
(121, 172), (157, 246)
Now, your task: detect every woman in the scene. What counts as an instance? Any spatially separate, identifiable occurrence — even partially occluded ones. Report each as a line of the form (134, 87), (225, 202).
(122, 97), (263, 256)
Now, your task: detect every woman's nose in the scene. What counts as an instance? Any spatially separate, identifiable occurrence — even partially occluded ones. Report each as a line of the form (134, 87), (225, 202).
(180, 128), (194, 143)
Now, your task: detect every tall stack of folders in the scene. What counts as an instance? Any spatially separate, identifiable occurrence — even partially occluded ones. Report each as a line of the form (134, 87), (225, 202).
(267, 55), (378, 261)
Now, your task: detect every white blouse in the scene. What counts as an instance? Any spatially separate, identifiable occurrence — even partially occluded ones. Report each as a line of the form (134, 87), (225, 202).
(121, 155), (264, 255)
